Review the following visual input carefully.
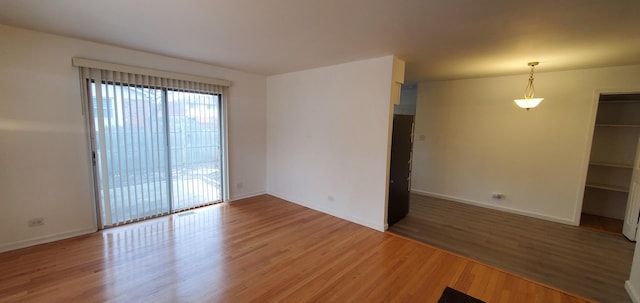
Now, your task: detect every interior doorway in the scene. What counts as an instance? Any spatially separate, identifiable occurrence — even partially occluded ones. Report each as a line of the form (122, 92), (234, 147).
(388, 84), (417, 227)
(388, 114), (414, 226)
(581, 93), (640, 239)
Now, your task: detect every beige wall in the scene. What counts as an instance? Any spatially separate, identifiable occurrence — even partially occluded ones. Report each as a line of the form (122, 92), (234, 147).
(266, 56), (399, 231)
(0, 25), (267, 252)
(412, 65), (640, 224)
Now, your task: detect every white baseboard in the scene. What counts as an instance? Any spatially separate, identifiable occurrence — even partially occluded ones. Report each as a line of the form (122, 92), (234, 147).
(229, 191), (267, 202)
(410, 189), (575, 226)
(626, 280), (640, 303)
(0, 227), (97, 253)
(267, 192), (385, 232)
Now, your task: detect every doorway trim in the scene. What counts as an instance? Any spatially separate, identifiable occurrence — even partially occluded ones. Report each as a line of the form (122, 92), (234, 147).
(574, 87), (640, 226)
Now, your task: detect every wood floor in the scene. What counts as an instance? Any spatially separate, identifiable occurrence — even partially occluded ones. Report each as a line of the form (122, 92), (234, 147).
(389, 193), (635, 303)
(580, 212), (624, 234)
(0, 195), (593, 302)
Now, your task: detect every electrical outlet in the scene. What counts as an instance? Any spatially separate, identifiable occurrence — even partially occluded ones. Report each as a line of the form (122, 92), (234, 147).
(491, 193), (505, 200)
(28, 217), (45, 227)
(236, 182), (243, 189)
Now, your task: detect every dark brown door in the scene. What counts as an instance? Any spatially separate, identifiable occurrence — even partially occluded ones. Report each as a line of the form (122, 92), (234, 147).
(388, 114), (414, 227)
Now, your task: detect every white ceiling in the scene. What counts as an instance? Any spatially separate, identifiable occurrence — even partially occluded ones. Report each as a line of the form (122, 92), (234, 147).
(1, 0), (639, 82)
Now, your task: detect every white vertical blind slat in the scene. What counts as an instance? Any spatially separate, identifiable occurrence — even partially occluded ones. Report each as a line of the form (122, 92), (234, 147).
(92, 70), (113, 226)
(141, 82), (150, 216)
(171, 91), (180, 209)
(117, 73), (132, 222)
(107, 73), (124, 224)
(187, 90), (195, 208)
(148, 77), (160, 215)
(131, 76), (144, 218)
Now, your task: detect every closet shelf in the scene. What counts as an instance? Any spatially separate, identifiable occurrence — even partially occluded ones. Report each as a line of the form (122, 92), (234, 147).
(599, 100), (640, 104)
(589, 162), (633, 169)
(595, 124), (640, 128)
(585, 183), (629, 193)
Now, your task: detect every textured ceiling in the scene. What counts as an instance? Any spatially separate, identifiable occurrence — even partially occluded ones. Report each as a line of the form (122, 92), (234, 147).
(1, 0), (639, 82)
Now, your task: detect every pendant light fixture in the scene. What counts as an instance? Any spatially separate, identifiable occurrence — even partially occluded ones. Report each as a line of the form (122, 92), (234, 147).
(514, 62), (544, 110)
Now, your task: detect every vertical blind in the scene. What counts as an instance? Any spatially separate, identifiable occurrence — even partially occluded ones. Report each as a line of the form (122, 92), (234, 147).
(75, 58), (229, 228)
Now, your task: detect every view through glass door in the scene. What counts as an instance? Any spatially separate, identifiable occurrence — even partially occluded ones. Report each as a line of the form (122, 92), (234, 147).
(90, 82), (223, 227)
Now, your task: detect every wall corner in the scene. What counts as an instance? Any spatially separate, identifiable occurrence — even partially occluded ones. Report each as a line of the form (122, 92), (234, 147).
(391, 57), (406, 105)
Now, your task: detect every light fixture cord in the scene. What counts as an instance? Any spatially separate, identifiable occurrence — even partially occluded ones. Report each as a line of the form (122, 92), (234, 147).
(524, 64), (536, 99)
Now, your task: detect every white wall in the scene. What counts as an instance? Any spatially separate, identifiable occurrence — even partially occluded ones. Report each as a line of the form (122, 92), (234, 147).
(412, 65), (640, 224)
(627, 238), (640, 303)
(0, 24), (266, 252)
(266, 56), (400, 231)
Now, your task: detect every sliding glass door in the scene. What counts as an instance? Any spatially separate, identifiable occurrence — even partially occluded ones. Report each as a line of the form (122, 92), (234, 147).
(89, 82), (222, 227)
(167, 90), (222, 211)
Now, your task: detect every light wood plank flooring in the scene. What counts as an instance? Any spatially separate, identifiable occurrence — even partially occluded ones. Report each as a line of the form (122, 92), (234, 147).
(389, 193), (635, 303)
(0, 195), (592, 302)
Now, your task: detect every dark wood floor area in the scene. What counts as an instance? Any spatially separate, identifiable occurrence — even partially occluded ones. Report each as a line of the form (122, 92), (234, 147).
(580, 212), (624, 234)
(389, 193), (635, 303)
(0, 195), (593, 302)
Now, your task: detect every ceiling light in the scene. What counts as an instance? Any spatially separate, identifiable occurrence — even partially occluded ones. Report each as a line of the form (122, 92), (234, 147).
(514, 62), (544, 110)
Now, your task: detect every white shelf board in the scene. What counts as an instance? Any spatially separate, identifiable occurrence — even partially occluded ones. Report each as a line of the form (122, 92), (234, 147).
(589, 162), (633, 169)
(599, 100), (640, 104)
(586, 183), (630, 193)
(595, 124), (640, 128)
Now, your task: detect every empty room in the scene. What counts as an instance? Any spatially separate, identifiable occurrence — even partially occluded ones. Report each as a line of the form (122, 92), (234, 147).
(2, 1), (640, 302)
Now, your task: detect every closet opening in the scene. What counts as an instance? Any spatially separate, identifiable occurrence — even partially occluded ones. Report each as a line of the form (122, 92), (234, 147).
(581, 93), (640, 239)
